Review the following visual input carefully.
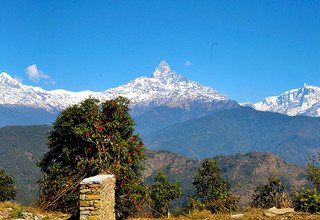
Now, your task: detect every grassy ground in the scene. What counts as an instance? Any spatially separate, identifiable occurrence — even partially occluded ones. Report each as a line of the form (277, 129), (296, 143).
(1, 202), (319, 219)
(0, 202), (70, 220)
(131, 209), (320, 220)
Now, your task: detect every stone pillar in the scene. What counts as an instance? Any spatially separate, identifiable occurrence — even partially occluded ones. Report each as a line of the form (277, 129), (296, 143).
(80, 174), (116, 220)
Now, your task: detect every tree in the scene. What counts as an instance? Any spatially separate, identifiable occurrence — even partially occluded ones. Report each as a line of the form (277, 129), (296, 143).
(38, 97), (146, 219)
(150, 171), (182, 218)
(193, 159), (229, 202)
(251, 177), (290, 208)
(0, 168), (16, 201)
(192, 159), (238, 214)
(307, 152), (320, 189)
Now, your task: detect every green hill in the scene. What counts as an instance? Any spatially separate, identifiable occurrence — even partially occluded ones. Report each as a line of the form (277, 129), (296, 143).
(144, 107), (320, 164)
(0, 125), (51, 205)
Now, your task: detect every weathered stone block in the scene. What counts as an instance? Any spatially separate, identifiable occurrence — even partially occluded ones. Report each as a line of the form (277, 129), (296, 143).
(79, 174), (115, 220)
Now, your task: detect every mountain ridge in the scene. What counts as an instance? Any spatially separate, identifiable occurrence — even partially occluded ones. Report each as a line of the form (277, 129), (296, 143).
(0, 61), (231, 113)
(248, 83), (320, 117)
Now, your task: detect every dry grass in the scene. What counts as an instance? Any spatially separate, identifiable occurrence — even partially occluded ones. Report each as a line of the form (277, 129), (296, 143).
(131, 209), (320, 220)
(0, 201), (70, 220)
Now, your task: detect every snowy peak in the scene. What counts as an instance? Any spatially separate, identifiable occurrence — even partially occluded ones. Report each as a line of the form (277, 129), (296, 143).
(103, 60), (230, 108)
(151, 60), (187, 83)
(0, 61), (232, 112)
(154, 60), (171, 74)
(252, 83), (320, 117)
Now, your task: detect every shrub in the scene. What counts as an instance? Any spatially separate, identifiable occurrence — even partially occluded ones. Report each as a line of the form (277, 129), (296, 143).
(293, 188), (320, 214)
(0, 168), (16, 202)
(251, 177), (290, 208)
(207, 195), (239, 214)
(185, 197), (206, 213)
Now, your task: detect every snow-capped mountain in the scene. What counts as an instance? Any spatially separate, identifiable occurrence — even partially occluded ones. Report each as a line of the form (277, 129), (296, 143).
(0, 61), (232, 113)
(251, 83), (320, 117)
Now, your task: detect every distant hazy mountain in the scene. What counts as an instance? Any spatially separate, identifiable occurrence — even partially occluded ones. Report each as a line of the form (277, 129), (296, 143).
(0, 61), (238, 129)
(248, 83), (320, 117)
(144, 107), (320, 165)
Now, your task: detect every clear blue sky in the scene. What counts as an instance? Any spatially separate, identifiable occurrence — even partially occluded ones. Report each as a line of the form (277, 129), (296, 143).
(0, 0), (319, 102)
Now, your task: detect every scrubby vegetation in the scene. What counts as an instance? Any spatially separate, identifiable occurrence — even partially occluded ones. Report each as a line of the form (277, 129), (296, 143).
(251, 177), (291, 209)
(0, 168), (16, 202)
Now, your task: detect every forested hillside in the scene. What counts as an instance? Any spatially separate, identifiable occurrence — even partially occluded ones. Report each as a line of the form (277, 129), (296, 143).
(145, 107), (320, 165)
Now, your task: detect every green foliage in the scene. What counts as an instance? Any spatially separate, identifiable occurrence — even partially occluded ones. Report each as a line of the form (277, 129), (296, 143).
(0, 168), (16, 201)
(307, 152), (320, 189)
(293, 188), (320, 214)
(38, 97), (146, 219)
(150, 171), (182, 218)
(193, 159), (229, 202)
(192, 159), (238, 214)
(184, 197), (206, 213)
(251, 177), (290, 209)
(207, 195), (239, 214)
(12, 207), (24, 218)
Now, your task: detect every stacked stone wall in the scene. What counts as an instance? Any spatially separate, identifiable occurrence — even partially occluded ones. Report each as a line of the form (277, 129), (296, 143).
(79, 174), (115, 220)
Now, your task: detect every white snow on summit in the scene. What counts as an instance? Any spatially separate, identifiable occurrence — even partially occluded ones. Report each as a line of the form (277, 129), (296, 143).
(102, 61), (229, 108)
(251, 83), (320, 117)
(0, 61), (229, 112)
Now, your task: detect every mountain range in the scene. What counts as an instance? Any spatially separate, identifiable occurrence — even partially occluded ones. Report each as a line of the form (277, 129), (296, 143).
(1, 61), (320, 122)
(248, 83), (320, 117)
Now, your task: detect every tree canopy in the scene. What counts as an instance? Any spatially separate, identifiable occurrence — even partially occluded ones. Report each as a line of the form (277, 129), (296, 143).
(193, 159), (229, 202)
(150, 171), (182, 218)
(38, 97), (146, 219)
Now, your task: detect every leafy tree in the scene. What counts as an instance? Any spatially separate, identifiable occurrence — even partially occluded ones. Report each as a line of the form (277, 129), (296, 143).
(251, 177), (290, 208)
(150, 171), (182, 218)
(38, 97), (146, 219)
(307, 152), (320, 189)
(293, 188), (320, 214)
(192, 159), (238, 214)
(193, 159), (229, 202)
(0, 168), (16, 201)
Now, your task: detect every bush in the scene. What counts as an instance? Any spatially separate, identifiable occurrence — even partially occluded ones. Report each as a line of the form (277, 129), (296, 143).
(0, 168), (16, 201)
(251, 177), (291, 208)
(207, 195), (239, 214)
(293, 188), (320, 214)
(185, 197), (206, 213)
